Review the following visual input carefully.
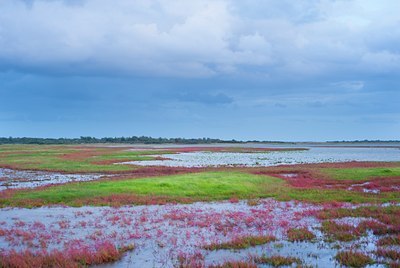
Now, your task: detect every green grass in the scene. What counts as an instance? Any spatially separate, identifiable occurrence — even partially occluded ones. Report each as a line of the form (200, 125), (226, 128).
(0, 145), (166, 173)
(4, 171), (399, 207)
(0, 153), (134, 172)
(8, 172), (284, 204)
(324, 167), (400, 180)
(285, 188), (397, 203)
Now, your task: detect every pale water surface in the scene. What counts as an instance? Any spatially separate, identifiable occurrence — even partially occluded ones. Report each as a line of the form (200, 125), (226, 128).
(0, 168), (104, 191)
(124, 147), (400, 167)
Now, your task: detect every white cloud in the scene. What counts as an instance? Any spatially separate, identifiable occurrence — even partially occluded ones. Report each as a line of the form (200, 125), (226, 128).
(331, 81), (365, 91)
(0, 0), (399, 77)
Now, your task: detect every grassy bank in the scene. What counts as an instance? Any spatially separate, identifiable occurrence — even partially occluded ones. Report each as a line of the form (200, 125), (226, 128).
(1, 145), (399, 207)
(2, 171), (398, 207)
(324, 167), (400, 180)
(4, 172), (283, 205)
(0, 145), (162, 172)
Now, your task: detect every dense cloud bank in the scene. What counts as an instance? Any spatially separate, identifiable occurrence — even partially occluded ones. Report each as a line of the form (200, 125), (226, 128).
(0, 0), (399, 78)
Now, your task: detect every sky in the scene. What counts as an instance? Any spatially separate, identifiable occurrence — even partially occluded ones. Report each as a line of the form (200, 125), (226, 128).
(0, 0), (399, 141)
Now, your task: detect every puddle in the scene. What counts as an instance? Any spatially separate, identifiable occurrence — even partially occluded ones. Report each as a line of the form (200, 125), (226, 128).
(280, 173), (298, 178)
(348, 181), (400, 194)
(0, 168), (105, 191)
(348, 182), (380, 194)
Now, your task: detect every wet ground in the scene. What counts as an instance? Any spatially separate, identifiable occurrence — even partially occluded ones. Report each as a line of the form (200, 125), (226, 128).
(124, 147), (400, 167)
(0, 168), (105, 191)
(0, 199), (393, 267)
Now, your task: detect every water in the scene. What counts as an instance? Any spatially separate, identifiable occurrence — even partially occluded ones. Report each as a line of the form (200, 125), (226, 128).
(0, 168), (105, 191)
(122, 147), (400, 167)
(0, 200), (390, 267)
(0, 200), (349, 267)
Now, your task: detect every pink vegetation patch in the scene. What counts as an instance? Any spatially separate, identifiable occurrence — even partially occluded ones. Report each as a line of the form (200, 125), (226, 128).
(255, 170), (400, 194)
(0, 241), (132, 268)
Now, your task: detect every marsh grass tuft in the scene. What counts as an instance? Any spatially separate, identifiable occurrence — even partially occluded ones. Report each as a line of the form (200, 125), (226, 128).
(204, 235), (276, 250)
(335, 251), (373, 267)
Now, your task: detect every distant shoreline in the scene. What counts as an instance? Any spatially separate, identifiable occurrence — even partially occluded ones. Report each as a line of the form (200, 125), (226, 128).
(0, 137), (399, 146)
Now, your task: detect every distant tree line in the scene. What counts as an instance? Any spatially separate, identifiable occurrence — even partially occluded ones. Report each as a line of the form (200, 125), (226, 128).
(328, 140), (400, 143)
(1, 137), (396, 145)
(0, 136), (244, 145)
